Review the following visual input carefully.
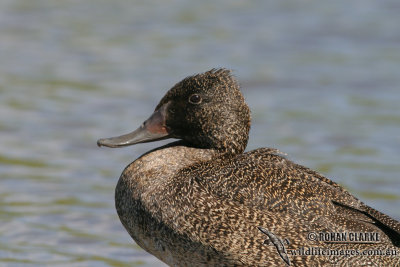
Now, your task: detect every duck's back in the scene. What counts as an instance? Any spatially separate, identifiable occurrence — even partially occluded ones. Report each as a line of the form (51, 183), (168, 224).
(191, 148), (400, 239)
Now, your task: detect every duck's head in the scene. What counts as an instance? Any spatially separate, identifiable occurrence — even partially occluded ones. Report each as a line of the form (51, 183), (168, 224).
(97, 68), (251, 155)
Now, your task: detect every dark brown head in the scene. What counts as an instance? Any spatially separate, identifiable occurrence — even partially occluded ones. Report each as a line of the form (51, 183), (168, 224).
(97, 68), (251, 155)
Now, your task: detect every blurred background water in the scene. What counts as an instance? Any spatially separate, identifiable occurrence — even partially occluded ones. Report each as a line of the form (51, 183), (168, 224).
(1, 0), (399, 266)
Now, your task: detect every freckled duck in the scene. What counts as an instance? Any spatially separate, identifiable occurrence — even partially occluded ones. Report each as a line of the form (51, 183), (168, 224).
(98, 69), (400, 266)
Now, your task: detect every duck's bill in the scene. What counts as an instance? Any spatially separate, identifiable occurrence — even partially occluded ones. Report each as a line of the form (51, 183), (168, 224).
(97, 103), (170, 148)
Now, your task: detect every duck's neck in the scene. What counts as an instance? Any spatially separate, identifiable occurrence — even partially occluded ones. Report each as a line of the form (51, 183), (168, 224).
(118, 141), (218, 201)
(183, 129), (249, 157)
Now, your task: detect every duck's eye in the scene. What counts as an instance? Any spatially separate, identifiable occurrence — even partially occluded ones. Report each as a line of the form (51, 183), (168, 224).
(188, 94), (202, 104)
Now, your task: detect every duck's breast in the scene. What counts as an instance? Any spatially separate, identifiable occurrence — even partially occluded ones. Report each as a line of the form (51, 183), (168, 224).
(115, 144), (221, 265)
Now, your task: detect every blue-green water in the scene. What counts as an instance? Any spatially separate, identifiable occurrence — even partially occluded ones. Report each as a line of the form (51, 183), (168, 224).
(1, 1), (399, 266)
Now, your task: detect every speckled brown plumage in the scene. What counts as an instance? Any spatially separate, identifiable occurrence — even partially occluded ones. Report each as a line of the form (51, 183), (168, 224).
(104, 69), (400, 266)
